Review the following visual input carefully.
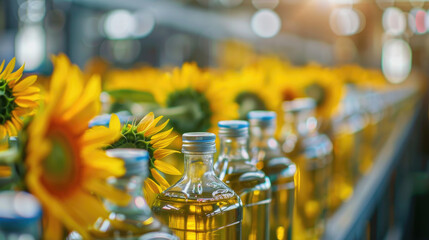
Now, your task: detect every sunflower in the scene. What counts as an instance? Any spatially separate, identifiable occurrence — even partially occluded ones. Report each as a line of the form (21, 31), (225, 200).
(149, 62), (238, 134)
(25, 54), (128, 239)
(0, 58), (40, 139)
(215, 64), (280, 120)
(107, 112), (180, 205)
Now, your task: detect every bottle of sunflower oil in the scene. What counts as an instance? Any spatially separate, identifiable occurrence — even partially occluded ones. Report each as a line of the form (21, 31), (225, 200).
(68, 149), (178, 240)
(280, 98), (333, 240)
(248, 111), (296, 240)
(152, 132), (243, 240)
(214, 120), (271, 240)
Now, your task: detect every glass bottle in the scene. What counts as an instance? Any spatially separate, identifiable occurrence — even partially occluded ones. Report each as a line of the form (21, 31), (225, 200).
(214, 120), (271, 240)
(68, 149), (177, 240)
(280, 98), (332, 240)
(248, 111), (296, 240)
(152, 132), (243, 240)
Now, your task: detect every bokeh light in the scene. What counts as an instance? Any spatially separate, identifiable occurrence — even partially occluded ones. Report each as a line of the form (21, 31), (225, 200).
(330, 8), (365, 36)
(408, 8), (426, 34)
(132, 10), (156, 38)
(15, 25), (45, 71)
(104, 10), (136, 39)
(382, 38), (412, 84)
(382, 7), (406, 36)
(251, 9), (281, 38)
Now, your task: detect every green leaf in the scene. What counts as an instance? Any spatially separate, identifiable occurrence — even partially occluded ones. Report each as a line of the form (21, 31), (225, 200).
(106, 89), (156, 103)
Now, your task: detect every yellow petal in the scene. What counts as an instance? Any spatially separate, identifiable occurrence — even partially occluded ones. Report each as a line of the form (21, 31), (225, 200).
(137, 112), (154, 132)
(84, 179), (131, 207)
(81, 126), (120, 149)
(12, 86), (40, 97)
(152, 135), (177, 149)
(144, 178), (162, 194)
(16, 94), (40, 102)
(0, 60), (5, 73)
(151, 168), (170, 189)
(154, 160), (181, 175)
(5, 121), (17, 136)
(151, 127), (173, 141)
(13, 75), (37, 93)
(0, 126), (6, 139)
(43, 211), (64, 240)
(109, 114), (121, 132)
(15, 98), (38, 108)
(153, 149), (179, 160)
(0, 58), (15, 80)
(6, 63), (25, 84)
(145, 119), (169, 137)
(0, 166), (12, 177)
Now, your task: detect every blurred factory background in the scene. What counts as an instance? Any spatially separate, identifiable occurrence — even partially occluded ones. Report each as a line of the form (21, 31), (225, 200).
(1, 0), (428, 81)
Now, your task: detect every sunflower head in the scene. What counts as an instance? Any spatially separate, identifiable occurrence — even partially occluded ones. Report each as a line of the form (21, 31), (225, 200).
(25, 54), (127, 239)
(108, 112), (181, 205)
(0, 58), (40, 139)
(150, 63), (238, 134)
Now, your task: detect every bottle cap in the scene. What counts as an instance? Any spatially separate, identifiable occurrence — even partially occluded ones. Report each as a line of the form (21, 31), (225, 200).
(283, 98), (316, 113)
(182, 132), (216, 154)
(106, 149), (149, 177)
(248, 111), (276, 127)
(218, 120), (249, 138)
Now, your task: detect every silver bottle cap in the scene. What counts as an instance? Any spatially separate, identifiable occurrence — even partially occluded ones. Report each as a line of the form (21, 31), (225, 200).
(218, 120), (249, 138)
(282, 98), (316, 113)
(106, 149), (149, 177)
(248, 111), (276, 127)
(182, 132), (216, 154)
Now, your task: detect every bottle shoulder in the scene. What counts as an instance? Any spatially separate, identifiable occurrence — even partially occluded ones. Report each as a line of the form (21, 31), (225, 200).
(157, 174), (242, 204)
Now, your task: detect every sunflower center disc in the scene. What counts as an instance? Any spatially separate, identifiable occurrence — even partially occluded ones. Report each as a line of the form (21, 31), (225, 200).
(0, 80), (16, 125)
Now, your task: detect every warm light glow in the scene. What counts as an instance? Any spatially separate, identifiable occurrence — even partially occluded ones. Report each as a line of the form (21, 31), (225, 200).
(104, 10), (136, 39)
(330, 8), (364, 36)
(382, 39), (412, 84)
(251, 9), (281, 38)
(382, 7), (406, 36)
(15, 25), (46, 71)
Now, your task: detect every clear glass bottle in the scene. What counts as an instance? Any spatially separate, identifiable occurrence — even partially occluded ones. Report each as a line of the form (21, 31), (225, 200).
(68, 149), (177, 240)
(280, 98), (333, 240)
(248, 111), (296, 240)
(152, 132), (243, 240)
(214, 120), (271, 240)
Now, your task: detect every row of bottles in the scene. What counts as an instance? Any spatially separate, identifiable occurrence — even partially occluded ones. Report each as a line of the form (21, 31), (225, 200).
(64, 97), (329, 240)
(151, 98), (329, 240)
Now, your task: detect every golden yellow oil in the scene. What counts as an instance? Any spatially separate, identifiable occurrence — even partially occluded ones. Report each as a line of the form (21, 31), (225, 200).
(330, 131), (355, 211)
(88, 215), (172, 239)
(152, 195), (242, 240)
(221, 161), (271, 240)
(256, 155), (295, 240)
(292, 155), (330, 240)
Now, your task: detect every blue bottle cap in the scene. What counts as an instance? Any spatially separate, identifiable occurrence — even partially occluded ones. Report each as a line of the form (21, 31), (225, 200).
(182, 132), (216, 153)
(218, 120), (249, 138)
(248, 111), (276, 127)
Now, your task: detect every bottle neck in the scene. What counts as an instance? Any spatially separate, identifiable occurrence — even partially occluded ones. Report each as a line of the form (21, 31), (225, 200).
(105, 174), (152, 219)
(283, 109), (317, 137)
(250, 125), (276, 144)
(183, 152), (216, 180)
(218, 136), (250, 161)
